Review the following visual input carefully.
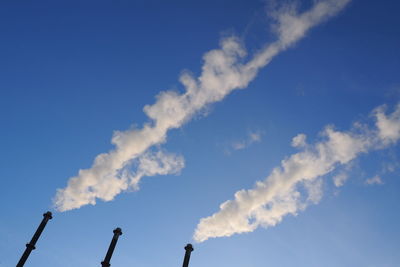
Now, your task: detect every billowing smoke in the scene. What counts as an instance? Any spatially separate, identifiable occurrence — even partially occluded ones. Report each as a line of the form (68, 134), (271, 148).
(54, 0), (351, 211)
(193, 104), (400, 242)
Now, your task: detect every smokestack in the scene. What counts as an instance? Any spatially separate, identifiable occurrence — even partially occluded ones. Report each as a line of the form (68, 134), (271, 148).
(182, 244), (194, 267)
(101, 227), (122, 267)
(16, 211), (53, 267)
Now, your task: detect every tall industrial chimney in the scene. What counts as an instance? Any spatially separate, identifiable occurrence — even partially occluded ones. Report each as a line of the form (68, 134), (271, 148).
(16, 211), (53, 267)
(182, 243), (194, 267)
(101, 227), (123, 267)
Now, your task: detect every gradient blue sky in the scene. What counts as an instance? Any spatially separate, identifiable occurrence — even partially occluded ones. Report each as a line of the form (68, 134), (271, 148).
(1, 0), (400, 266)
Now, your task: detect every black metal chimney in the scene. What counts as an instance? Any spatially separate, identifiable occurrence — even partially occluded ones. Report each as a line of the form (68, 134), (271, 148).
(16, 211), (53, 267)
(182, 243), (194, 267)
(101, 227), (122, 267)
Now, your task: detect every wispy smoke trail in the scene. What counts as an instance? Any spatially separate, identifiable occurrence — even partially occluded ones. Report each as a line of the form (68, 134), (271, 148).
(193, 104), (400, 242)
(231, 131), (263, 151)
(54, 0), (351, 211)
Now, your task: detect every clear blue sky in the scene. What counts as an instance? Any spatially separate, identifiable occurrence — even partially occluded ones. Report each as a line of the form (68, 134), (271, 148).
(1, 0), (400, 266)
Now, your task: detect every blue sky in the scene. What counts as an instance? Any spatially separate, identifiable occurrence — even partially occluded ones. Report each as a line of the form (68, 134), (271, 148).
(1, 0), (400, 266)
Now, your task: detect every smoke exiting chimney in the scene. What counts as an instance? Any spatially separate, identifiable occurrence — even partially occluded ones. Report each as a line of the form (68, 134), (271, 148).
(16, 211), (53, 267)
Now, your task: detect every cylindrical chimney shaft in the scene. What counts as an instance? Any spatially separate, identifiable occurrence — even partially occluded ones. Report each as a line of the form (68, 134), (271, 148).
(101, 227), (123, 267)
(182, 244), (194, 267)
(16, 211), (53, 267)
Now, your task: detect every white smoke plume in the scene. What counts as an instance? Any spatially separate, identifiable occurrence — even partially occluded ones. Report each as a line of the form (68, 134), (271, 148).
(54, 0), (351, 211)
(193, 104), (400, 242)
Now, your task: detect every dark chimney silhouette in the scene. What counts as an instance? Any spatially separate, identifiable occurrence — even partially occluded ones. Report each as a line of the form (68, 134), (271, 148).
(182, 243), (194, 267)
(16, 211), (53, 267)
(101, 227), (122, 267)
(14, 215), (196, 266)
